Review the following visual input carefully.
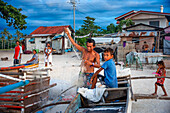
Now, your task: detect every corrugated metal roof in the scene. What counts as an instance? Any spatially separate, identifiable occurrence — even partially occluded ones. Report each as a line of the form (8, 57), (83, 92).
(52, 35), (63, 40)
(29, 38), (35, 42)
(120, 31), (157, 37)
(30, 25), (71, 35)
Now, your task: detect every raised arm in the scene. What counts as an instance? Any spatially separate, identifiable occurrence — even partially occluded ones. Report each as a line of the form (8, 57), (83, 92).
(64, 28), (84, 52)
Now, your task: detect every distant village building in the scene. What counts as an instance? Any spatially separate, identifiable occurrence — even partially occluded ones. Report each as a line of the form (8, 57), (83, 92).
(115, 6), (170, 28)
(115, 6), (170, 52)
(120, 23), (162, 52)
(25, 25), (73, 54)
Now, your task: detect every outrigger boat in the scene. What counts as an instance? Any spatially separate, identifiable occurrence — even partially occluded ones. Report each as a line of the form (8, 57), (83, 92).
(0, 63), (39, 71)
(65, 75), (132, 113)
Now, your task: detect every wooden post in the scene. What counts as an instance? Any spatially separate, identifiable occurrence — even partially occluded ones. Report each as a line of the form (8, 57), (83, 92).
(62, 36), (65, 54)
(158, 31), (160, 52)
(156, 32), (158, 52)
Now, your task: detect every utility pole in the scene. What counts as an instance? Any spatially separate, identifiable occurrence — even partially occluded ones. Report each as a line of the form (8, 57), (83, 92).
(69, 0), (79, 40)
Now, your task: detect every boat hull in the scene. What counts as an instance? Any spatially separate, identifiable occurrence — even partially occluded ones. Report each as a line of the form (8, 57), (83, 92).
(65, 76), (132, 113)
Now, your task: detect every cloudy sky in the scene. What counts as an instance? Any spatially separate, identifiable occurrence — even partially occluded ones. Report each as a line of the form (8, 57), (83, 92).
(0, 0), (170, 35)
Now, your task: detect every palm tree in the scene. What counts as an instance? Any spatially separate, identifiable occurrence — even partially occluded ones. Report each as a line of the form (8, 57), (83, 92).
(15, 30), (23, 40)
(2, 28), (10, 49)
(7, 34), (12, 49)
(0, 32), (5, 49)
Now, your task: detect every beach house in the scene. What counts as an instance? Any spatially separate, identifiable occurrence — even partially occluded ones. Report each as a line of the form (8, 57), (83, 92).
(25, 25), (73, 54)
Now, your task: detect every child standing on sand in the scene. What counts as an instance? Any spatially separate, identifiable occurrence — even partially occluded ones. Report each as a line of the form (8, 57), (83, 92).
(44, 43), (53, 67)
(152, 61), (168, 96)
(90, 48), (118, 88)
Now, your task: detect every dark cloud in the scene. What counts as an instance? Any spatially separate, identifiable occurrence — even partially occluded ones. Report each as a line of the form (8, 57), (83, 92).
(0, 0), (169, 35)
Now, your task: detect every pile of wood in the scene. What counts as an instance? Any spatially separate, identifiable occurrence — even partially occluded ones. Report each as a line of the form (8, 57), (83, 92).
(0, 67), (55, 113)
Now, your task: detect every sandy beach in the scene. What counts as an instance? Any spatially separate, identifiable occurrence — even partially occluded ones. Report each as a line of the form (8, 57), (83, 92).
(0, 51), (170, 113)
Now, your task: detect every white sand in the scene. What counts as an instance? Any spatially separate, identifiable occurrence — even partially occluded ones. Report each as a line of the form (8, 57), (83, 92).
(0, 51), (170, 113)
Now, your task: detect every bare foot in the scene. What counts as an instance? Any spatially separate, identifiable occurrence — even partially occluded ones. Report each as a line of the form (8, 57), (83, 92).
(162, 94), (168, 96)
(151, 93), (157, 96)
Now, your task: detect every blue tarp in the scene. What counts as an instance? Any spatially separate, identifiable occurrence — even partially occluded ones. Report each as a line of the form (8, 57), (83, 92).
(29, 38), (35, 42)
(53, 35), (63, 40)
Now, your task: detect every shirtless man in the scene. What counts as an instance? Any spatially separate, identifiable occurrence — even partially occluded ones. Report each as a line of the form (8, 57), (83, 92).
(64, 28), (100, 88)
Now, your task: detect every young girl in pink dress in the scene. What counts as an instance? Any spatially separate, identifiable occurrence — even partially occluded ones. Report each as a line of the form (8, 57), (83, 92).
(152, 61), (168, 96)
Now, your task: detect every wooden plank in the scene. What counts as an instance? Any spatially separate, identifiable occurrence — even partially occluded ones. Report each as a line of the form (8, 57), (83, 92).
(0, 108), (21, 113)
(24, 91), (48, 106)
(134, 94), (158, 99)
(117, 75), (130, 79)
(32, 101), (70, 113)
(0, 105), (24, 108)
(0, 75), (19, 79)
(24, 96), (48, 113)
(0, 69), (19, 72)
(88, 102), (126, 106)
(0, 72), (23, 76)
(105, 90), (127, 101)
(65, 94), (81, 113)
(106, 87), (129, 91)
(134, 94), (170, 100)
(158, 96), (170, 100)
(0, 102), (22, 105)
(144, 55), (170, 58)
(0, 79), (22, 82)
(131, 76), (170, 79)
(118, 76), (170, 81)
(118, 81), (128, 85)
(13, 83), (57, 101)
(20, 67), (52, 72)
(24, 78), (50, 92)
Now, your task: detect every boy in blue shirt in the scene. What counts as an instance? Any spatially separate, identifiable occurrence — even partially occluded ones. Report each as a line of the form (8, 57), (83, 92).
(90, 48), (118, 88)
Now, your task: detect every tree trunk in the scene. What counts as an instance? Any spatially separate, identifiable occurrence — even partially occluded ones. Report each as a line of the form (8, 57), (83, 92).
(4, 40), (5, 49)
(2, 39), (3, 49)
(8, 40), (9, 49)
(11, 40), (12, 49)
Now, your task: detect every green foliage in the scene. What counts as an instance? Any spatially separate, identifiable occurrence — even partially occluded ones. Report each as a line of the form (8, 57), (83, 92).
(0, 28), (24, 49)
(0, 0), (27, 30)
(75, 16), (134, 35)
(75, 16), (101, 37)
(14, 29), (23, 40)
(76, 37), (88, 48)
(117, 19), (134, 32)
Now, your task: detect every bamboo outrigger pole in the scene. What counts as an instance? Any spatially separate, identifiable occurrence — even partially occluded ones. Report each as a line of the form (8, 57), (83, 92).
(118, 76), (170, 81)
